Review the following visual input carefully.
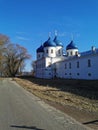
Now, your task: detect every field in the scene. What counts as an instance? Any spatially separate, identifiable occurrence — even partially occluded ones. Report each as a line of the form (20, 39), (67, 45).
(14, 77), (98, 129)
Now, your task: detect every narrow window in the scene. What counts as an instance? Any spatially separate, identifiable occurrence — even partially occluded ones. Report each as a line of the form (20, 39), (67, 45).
(69, 62), (71, 69)
(46, 49), (48, 53)
(58, 50), (60, 54)
(51, 49), (53, 53)
(77, 61), (79, 68)
(88, 59), (91, 67)
(38, 54), (40, 58)
(65, 63), (67, 69)
(75, 51), (78, 56)
(71, 51), (73, 55)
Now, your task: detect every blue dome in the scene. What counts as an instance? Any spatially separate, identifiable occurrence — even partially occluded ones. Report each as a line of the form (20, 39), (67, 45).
(66, 40), (78, 50)
(37, 45), (44, 53)
(53, 36), (63, 47)
(43, 37), (56, 47)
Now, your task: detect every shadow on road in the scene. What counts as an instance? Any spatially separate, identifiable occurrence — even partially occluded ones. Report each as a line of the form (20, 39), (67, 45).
(10, 125), (44, 130)
(83, 120), (98, 125)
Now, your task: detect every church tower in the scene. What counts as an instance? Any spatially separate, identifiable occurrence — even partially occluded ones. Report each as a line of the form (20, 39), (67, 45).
(53, 31), (63, 57)
(66, 40), (78, 56)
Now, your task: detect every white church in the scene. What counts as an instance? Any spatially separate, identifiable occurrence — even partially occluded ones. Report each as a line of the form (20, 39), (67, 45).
(33, 34), (98, 80)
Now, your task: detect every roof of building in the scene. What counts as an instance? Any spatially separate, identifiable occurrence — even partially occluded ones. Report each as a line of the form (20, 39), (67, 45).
(80, 48), (98, 56)
(66, 40), (78, 50)
(36, 45), (44, 53)
(53, 36), (63, 47)
(43, 37), (56, 47)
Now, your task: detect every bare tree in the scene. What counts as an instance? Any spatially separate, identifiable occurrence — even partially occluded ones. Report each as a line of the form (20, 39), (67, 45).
(0, 34), (9, 76)
(3, 44), (31, 77)
(31, 60), (36, 76)
(0, 33), (31, 77)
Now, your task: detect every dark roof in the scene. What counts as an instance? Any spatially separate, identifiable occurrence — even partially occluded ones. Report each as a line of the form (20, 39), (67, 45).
(36, 45), (44, 53)
(66, 40), (78, 50)
(43, 37), (56, 47)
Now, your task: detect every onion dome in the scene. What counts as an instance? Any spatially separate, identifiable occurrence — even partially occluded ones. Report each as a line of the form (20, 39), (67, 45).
(43, 37), (56, 47)
(36, 45), (44, 53)
(53, 36), (63, 47)
(66, 40), (78, 50)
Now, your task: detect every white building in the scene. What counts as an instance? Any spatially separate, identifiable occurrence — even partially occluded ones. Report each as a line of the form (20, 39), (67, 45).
(34, 35), (98, 80)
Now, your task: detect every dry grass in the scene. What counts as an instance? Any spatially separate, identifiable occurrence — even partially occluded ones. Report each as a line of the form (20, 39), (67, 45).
(14, 77), (98, 112)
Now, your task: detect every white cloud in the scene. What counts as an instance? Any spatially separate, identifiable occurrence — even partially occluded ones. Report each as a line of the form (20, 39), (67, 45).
(16, 31), (32, 41)
(16, 36), (30, 41)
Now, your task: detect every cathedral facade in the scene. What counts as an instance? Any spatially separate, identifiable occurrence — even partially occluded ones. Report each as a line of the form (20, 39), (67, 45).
(33, 35), (98, 80)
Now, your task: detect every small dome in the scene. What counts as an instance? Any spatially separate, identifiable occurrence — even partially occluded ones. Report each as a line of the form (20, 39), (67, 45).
(66, 40), (78, 50)
(43, 37), (56, 47)
(37, 45), (44, 53)
(53, 36), (63, 47)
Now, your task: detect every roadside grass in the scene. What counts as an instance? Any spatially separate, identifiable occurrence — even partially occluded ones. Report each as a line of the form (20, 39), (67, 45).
(14, 77), (98, 112)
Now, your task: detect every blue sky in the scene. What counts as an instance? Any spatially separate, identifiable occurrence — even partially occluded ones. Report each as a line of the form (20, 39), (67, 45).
(0, 0), (98, 71)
